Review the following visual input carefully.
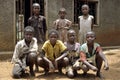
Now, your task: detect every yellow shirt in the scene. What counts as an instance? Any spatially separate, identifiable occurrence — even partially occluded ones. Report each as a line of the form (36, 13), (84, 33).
(42, 40), (67, 61)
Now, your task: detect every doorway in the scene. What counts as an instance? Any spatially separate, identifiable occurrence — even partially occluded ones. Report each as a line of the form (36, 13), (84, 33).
(16, 0), (44, 41)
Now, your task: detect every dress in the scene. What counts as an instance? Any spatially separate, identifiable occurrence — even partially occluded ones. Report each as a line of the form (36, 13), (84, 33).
(78, 15), (94, 45)
(54, 18), (71, 42)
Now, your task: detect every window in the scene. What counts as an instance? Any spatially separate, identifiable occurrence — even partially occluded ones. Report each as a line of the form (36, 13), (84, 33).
(74, 0), (99, 25)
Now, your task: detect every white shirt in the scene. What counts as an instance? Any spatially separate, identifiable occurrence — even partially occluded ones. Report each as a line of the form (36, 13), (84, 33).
(11, 37), (38, 64)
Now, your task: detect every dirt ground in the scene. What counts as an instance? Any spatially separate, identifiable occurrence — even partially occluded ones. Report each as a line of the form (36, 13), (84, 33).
(0, 48), (120, 80)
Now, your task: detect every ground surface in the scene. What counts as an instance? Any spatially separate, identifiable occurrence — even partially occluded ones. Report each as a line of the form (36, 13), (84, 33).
(0, 48), (120, 80)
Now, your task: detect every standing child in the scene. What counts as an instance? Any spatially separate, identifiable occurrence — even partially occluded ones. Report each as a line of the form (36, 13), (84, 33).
(64, 29), (80, 78)
(78, 4), (94, 45)
(53, 8), (72, 42)
(28, 3), (47, 44)
(28, 3), (47, 71)
(79, 31), (109, 79)
(11, 26), (38, 78)
(37, 29), (69, 75)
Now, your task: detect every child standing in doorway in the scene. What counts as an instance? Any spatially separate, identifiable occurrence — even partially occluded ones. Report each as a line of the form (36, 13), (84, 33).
(28, 3), (47, 44)
(53, 8), (72, 42)
(78, 4), (94, 45)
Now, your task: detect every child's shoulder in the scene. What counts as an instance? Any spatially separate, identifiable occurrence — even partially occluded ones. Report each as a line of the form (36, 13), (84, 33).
(88, 15), (94, 19)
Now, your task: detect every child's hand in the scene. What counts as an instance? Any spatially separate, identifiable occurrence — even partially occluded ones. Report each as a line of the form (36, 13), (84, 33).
(104, 63), (109, 70)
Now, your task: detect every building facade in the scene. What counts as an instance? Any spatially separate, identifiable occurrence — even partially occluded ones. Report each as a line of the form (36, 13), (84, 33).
(0, 0), (120, 51)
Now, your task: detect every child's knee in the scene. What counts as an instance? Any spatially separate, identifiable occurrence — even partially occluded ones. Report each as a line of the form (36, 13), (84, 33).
(82, 64), (89, 72)
(63, 57), (69, 63)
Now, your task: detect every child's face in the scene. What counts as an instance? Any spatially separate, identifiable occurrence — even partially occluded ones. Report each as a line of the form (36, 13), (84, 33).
(24, 31), (33, 42)
(68, 32), (76, 42)
(33, 6), (40, 15)
(59, 11), (66, 19)
(82, 6), (89, 15)
(49, 33), (58, 45)
(86, 33), (95, 44)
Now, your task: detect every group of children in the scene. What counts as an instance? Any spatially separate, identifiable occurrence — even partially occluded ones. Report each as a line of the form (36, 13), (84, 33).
(11, 3), (109, 79)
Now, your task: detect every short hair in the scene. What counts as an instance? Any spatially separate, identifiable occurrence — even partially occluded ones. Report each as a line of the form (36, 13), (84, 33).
(59, 8), (66, 14)
(81, 4), (89, 9)
(32, 3), (40, 8)
(86, 31), (96, 37)
(48, 29), (59, 38)
(24, 26), (34, 33)
(67, 29), (76, 35)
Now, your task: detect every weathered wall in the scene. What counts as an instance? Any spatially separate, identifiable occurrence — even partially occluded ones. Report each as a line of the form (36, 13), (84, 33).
(94, 0), (120, 46)
(0, 0), (16, 51)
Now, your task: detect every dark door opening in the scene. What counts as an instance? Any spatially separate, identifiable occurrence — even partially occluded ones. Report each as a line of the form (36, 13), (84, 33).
(16, 0), (44, 41)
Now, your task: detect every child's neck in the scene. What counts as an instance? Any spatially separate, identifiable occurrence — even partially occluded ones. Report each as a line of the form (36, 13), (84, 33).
(68, 41), (75, 45)
(83, 14), (89, 19)
(34, 14), (39, 17)
(87, 43), (93, 47)
(25, 40), (31, 47)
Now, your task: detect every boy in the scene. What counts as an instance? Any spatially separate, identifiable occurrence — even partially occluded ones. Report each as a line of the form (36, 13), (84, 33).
(11, 26), (38, 78)
(37, 29), (69, 75)
(28, 3), (47, 44)
(79, 31), (109, 79)
(64, 29), (80, 78)
(53, 8), (72, 42)
(78, 4), (94, 45)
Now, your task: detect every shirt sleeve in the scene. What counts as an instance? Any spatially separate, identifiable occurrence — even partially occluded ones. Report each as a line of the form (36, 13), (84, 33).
(59, 41), (67, 53)
(11, 43), (21, 63)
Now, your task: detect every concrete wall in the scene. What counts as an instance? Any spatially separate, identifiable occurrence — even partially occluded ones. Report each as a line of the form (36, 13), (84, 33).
(0, 0), (16, 51)
(94, 0), (120, 46)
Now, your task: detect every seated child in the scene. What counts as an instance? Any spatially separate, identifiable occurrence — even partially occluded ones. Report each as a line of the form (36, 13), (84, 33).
(11, 26), (38, 78)
(64, 29), (81, 78)
(37, 29), (69, 75)
(79, 31), (109, 79)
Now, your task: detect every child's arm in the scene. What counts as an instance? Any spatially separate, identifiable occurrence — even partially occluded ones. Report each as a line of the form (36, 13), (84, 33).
(40, 50), (55, 70)
(98, 50), (109, 70)
(80, 51), (98, 71)
(78, 17), (80, 30)
(55, 49), (68, 61)
(91, 17), (94, 30)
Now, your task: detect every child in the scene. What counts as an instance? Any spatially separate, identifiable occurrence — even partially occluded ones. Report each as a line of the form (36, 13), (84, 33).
(78, 4), (94, 45)
(37, 29), (69, 75)
(53, 8), (72, 42)
(28, 3), (47, 44)
(79, 31), (109, 79)
(11, 26), (38, 78)
(64, 29), (80, 78)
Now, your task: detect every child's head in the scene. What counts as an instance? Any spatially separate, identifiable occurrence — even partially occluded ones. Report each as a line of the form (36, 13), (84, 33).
(24, 26), (34, 42)
(86, 31), (96, 44)
(81, 4), (89, 15)
(58, 8), (66, 19)
(67, 29), (76, 43)
(32, 3), (40, 15)
(48, 29), (59, 45)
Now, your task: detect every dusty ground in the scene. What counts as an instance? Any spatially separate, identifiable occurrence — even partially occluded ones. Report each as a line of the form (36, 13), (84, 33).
(0, 48), (120, 80)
